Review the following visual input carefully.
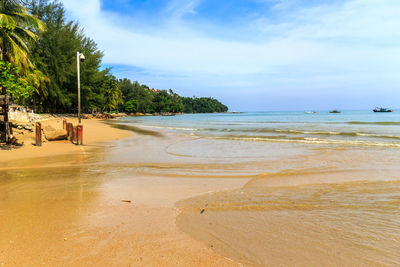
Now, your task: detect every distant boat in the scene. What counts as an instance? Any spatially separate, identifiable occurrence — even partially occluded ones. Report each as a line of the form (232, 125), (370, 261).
(329, 110), (341, 113)
(305, 111), (318, 114)
(373, 107), (393, 112)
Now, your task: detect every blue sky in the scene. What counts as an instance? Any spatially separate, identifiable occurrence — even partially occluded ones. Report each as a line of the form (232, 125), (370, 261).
(63, 0), (400, 111)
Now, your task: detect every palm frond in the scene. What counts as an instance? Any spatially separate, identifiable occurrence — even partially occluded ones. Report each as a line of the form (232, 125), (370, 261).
(13, 25), (37, 41)
(0, 13), (16, 26)
(0, 1), (44, 72)
(7, 11), (45, 32)
(10, 31), (30, 52)
(5, 33), (33, 69)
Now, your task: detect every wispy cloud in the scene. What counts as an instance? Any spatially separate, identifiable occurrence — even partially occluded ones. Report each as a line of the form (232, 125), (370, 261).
(263, 0), (299, 10)
(165, 0), (202, 19)
(62, 0), (400, 110)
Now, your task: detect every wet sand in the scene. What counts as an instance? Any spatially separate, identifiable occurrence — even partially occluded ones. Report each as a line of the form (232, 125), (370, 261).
(0, 169), (247, 266)
(2, 119), (400, 266)
(176, 147), (400, 266)
(0, 124), (248, 266)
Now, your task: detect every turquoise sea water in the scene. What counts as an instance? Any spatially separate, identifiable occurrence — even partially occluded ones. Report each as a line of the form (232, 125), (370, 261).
(120, 110), (400, 147)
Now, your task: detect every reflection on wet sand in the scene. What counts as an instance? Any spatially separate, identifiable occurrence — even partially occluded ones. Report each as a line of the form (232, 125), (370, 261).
(0, 133), (247, 266)
(0, 165), (99, 265)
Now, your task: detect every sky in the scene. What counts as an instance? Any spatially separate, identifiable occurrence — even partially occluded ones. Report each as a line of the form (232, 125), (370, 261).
(62, 0), (400, 111)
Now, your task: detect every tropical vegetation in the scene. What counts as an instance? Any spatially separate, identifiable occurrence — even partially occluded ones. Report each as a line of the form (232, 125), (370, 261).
(118, 79), (227, 113)
(0, 61), (33, 104)
(0, 0), (45, 68)
(0, 0), (228, 114)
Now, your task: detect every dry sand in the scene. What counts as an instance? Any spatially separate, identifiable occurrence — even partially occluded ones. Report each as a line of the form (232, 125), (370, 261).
(0, 118), (132, 165)
(0, 118), (247, 266)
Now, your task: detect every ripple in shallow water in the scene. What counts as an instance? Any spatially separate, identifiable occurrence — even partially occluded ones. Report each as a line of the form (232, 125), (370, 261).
(177, 180), (400, 266)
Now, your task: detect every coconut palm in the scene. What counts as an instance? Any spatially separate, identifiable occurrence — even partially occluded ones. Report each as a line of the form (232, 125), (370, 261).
(0, 0), (45, 71)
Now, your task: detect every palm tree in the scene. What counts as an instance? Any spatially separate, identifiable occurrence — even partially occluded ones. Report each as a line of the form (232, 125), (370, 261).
(1, 0), (48, 108)
(103, 75), (123, 112)
(0, 0), (45, 71)
(0, 1), (45, 142)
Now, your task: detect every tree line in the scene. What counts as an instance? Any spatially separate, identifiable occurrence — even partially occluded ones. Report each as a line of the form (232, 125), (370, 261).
(0, 0), (228, 114)
(118, 79), (227, 114)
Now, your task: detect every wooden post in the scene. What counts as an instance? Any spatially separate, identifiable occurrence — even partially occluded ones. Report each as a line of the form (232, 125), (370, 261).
(66, 123), (72, 139)
(77, 125), (83, 145)
(0, 94), (11, 143)
(68, 123), (72, 140)
(63, 119), (67, 129)
(35, 122), (42, 146)
(71, 126), (75, 143)
(4, 106), (10, 144)
(72, 126), (77, 144)
(74, 126), (78, 144)
(66, 123), (69, 137)
(69, 123), (73, 139)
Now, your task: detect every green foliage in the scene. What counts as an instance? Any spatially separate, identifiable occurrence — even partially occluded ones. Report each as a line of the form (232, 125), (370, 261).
(117, 78), (228, 114)
(123, 99), (139, 113)
(182, 96), (228, 113)
(0, 61), (34, 104)
(103, 74), (123, 112)
(0, 0), (45, 70)
(26, 0), (123, 113)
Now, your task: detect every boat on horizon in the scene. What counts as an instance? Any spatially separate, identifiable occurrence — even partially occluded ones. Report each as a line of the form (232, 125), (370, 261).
(373, 107), (393, 112)
(304, 111), (318, 114)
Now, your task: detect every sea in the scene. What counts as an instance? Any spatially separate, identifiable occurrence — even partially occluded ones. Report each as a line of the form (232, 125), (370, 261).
(116, 110), (400, 266)
(120, 110), (400, 148)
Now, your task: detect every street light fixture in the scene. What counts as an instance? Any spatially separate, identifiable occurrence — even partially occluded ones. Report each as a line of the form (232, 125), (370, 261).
(77, 51), (85, 123)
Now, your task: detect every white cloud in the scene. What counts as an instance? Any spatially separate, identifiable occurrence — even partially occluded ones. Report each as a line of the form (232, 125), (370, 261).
(63, 0), (100, 17)
(62, 0), (400, 110)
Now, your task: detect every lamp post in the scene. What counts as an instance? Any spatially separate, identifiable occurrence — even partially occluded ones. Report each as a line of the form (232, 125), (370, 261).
(77, 51), (85, 124)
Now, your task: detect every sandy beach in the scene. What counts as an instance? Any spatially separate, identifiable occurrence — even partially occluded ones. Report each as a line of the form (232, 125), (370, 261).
(0, 118), (247, 266)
